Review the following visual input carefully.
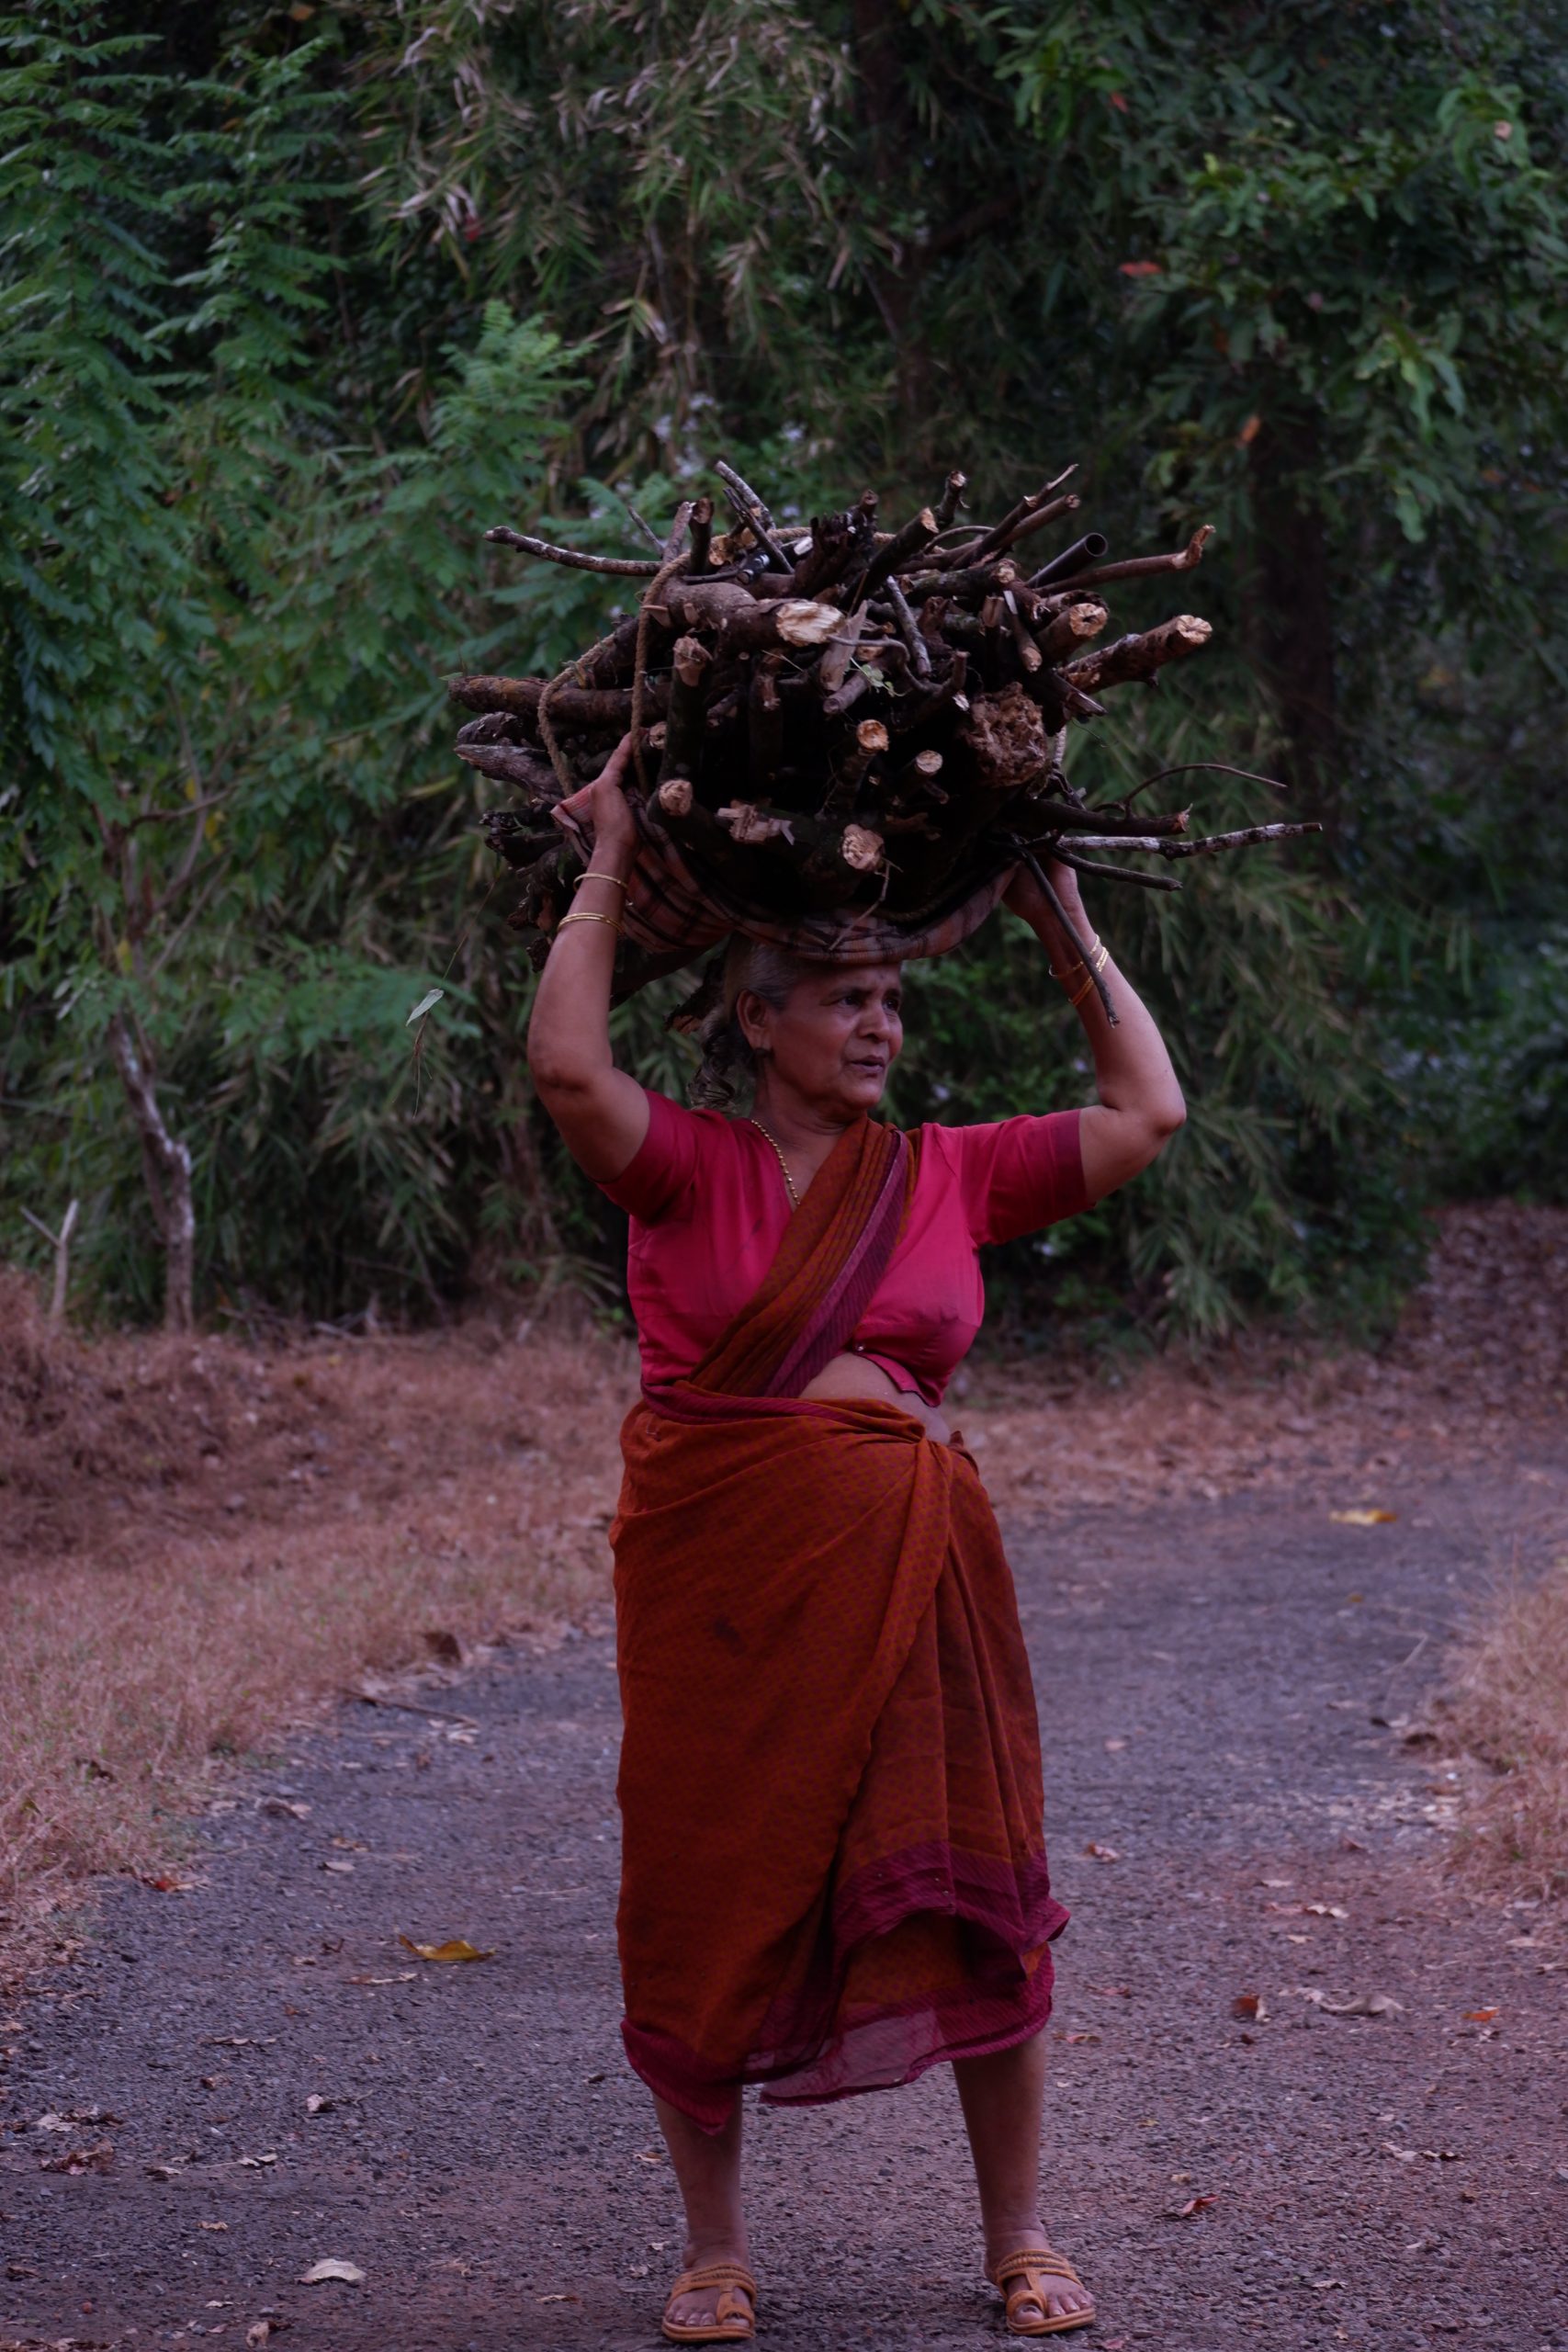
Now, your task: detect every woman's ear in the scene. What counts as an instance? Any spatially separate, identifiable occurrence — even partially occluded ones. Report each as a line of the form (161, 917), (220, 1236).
(734, 987), (772, 1055)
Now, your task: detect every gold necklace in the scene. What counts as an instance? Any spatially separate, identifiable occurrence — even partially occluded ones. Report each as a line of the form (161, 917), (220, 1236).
(747, 1116), (801, 1209)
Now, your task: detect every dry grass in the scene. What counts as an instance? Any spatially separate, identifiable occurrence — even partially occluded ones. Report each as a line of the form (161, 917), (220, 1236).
(0, 1271), (628, 1957)
(1437, 1535), (1568, 1902)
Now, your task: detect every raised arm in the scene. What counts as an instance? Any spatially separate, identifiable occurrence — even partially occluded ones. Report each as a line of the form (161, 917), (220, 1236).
(525, 735), (651, 1182)
(1002, 858), (1186, 1202)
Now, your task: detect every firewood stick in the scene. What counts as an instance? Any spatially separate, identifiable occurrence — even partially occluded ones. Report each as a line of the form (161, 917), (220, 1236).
(851, 506), (939, 608)
(880, 577), (931, 677)
(1063, 613), (1213, 694)
(1066, 524), (1214, 590)
(1019, 850), (1119, 1026)
(1005, 592), (1043, 674)
(1053, 850), (1183, 891)
(961, 489), (1081, 568)
(715, 461), (792, 571)
(1042, 822), (1321, 857)
(484, 527), (660, 576)
(933, 469), (969, 532)
(686, 494), (715, 573)
(822, 718), (889, 819)
(669, 580), (845, 654)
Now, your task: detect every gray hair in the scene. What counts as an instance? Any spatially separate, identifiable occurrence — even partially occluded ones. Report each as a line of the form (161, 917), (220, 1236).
(689, 937), (818, 1110)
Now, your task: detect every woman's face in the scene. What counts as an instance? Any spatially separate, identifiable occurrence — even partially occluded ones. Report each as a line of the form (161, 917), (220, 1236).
(741, 962), (905, 1120)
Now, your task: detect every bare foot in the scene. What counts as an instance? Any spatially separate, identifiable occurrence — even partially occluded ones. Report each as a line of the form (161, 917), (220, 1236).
(664, 2243), (755, 2336)
(989, 2235), (1094, 2331)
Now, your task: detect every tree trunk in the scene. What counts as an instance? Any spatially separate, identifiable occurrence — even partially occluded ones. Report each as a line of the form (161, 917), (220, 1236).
(1250, 413), (1338, 830)
(108, 1012), (196, 1332)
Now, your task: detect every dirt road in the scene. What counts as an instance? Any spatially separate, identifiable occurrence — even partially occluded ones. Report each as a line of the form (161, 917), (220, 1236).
(4, 1473), (1565, 2352)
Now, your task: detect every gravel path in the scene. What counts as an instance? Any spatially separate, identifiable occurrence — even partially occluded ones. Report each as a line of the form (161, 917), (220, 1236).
(3, 1476), (1565, 2352)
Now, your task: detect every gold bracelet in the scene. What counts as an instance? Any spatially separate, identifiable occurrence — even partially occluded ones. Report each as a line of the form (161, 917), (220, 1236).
(576, 871), (630, 897)
(1067, 970), (1096, 1010)
(1050, 934), (1101, 985)
(556, 910), (623, 935)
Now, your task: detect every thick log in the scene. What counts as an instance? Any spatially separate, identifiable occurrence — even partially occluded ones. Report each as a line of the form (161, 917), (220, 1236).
(666, 580), (845, 654)
(1035, 600), (1110, 663)
(817, 607), (867, 696)
(456, 709), (532, 748)
(659, 635), (711, 786)
(456, 741), (562, 800)
(449, 673), (667, 729)
(748, 653), (784, 798)
(1062, 613), (1212, 694)
(481, 808), (561, 868)
(959, 684), (1050, 796)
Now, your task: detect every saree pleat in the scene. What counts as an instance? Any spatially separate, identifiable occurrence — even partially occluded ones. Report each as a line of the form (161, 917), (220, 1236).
(611, 1117), (1066, 2132)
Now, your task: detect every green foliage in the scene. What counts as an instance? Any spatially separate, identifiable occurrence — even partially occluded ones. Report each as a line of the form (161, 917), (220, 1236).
(2, 0), (1564, 1337)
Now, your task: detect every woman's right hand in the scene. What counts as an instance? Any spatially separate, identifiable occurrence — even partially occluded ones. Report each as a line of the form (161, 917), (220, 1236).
(552, 729), (639, 862)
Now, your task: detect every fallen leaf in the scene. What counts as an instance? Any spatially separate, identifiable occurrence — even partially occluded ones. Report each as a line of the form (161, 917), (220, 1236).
(1420, 2148), (1461, 2162)
(1231, 1992), (1265, 2019)
(199, 2221), (229, 2233)
(1174, 2194), (1217, 2217)
(140, 1871), (195, 1892)
(305, 2094), (333, 2115)
(1062, 2030), (1100, 2044)
(1461, 2007), (1499, 2023)
(537, 2293), (581, 2304)
(204, 2035), (278, 2049)
(321, 1860), (355, 1875)
(1329, 1508), (1397, 1526)
(260, 1797), (310, 1821)
(1382, 2141), (1418, 2163)
(39, 2138), (114, 2175)
(1311, 2278), (1347, 2290)
(1103, 1736), (1127, 1752)
(348, 1972), (418, 1986)
(398, 1935), (495, 1963)
(636, 2146), (665, 2165)
(1118, 259), (1162, 277)
(1082, 1841), (1121, 1862)
(1303, 1902), (1349, 1919)
(300, 2256), (365, 2285)
(245, 2325), (271, 2349)
(237, 2152), (278, 2167)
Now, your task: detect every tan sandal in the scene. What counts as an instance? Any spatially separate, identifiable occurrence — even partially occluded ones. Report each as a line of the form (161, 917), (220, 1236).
(660, 2259), (758, 2344)
(989, 2245), (1096, 2336)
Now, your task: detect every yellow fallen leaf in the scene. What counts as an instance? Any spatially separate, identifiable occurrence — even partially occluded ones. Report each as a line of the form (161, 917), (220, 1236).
(398, 1934), (495, 1963)
(1329, 1508), (1397, 1526)
(300, 2256), (364, 2284)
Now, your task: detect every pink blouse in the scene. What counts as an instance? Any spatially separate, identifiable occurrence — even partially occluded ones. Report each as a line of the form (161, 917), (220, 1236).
(598, 1091), (1089, 1406)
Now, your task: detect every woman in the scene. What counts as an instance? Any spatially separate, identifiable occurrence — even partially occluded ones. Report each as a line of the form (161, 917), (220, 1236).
(527, 734), (1185, 2343)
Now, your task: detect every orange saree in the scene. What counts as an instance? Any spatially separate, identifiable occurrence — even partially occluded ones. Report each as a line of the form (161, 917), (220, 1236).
(611, 1115), (1067, 2132)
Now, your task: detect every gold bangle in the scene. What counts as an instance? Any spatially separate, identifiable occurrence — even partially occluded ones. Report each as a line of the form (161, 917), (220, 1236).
(1049, 958), (1085, 983)
(1067, 971), (1096, 1010)
(576, 871), (630, 897)
(1092, 939), (1110, 973)
(556, 910), (622, 935)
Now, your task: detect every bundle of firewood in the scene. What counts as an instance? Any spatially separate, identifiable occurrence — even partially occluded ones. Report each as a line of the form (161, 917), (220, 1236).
(453, 461), (1316, 1019)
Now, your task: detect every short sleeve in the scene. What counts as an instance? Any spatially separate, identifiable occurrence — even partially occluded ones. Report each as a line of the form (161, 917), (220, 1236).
(944, 1110), (1089, 1246)
(595, 1088), (705, 1224)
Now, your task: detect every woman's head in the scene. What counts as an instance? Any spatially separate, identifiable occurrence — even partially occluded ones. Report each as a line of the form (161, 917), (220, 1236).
(691, 938), (904, 1119)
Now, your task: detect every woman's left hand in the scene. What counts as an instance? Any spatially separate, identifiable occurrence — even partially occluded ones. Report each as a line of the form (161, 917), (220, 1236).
(1003, 854), (1083, 934)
